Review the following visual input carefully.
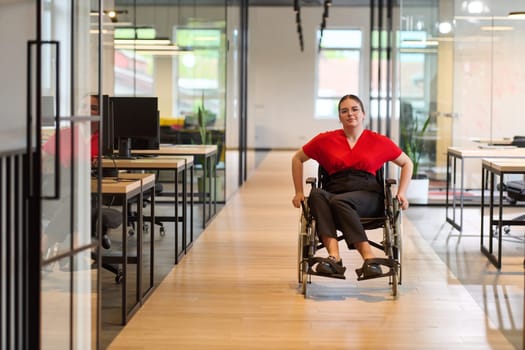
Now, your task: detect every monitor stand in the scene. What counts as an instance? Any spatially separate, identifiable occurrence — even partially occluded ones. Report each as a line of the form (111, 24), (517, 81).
(117, 137), (135, 159)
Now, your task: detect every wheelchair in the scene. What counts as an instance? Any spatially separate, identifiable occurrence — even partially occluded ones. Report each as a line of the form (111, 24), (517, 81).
(297, 166), (403, 297)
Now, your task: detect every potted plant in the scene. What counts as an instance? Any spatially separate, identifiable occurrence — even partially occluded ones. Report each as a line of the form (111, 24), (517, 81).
(402, 112), (432, 204)
(184, 92), (216, 145)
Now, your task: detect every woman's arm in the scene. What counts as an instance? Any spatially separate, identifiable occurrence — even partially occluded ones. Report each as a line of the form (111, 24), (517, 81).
(292, 149), (310, 208)
(391, 152), (413, 210)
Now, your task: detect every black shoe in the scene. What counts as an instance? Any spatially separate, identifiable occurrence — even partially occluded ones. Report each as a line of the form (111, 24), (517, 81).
(362, 261), (382, 278)
(316, 256), (345, 275)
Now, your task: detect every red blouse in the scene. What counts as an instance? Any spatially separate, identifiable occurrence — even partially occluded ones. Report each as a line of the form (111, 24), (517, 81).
(302, 129), (402, 175)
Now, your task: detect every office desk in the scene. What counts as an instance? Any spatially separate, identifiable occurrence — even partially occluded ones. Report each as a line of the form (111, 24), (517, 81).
(480, 158), (525, 269)
(446, 146), (525, 232)
(92, 172), (155, 325)
(135, 144), (218, 228)
(100, 156), (193, 264)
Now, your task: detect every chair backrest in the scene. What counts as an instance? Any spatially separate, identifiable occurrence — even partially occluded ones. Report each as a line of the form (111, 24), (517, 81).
(512, 135), (525, 148)
(506, 180), (525, 201)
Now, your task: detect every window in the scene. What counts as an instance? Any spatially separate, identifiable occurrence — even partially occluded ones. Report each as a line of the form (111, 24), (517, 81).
(316, 29), (362, 119)
(175, 28), (224, 121)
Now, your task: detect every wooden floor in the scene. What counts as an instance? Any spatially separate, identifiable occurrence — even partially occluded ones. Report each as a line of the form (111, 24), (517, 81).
(108, 151), (523, 350)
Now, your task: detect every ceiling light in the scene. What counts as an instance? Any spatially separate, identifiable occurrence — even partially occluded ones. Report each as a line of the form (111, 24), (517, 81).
(438, 22), (452, 34)
(115, 44), (178, 50)
(103, 9), (128, 23)
(115, 27), (157, 40)
(467, 1), (484, 14)
(480, 25), (513, 31)
(114, 39), (172, 46)
(402, 39), (439, 47)
(113, 27), (191, 54)
(508, 11), (525, 19)
(133, 50), (191, 56)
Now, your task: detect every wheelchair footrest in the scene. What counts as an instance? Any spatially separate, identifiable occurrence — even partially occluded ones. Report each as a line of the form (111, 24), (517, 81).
(307, 257), (346, 280)
(355, 258), (396, 281)
(307, 268), (346, 280)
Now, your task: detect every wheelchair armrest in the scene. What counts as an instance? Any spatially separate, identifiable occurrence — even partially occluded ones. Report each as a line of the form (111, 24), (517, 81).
(306, 177), (317, 188)
(385, 178), (397, 186)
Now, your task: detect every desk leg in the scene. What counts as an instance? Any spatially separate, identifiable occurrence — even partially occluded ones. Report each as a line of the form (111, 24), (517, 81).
(182, 166), (187, 254)
(121, 199), (128, 325)
(202, 155), (208, 229)
(489, 172), (495, 255)
(147, 187), (155, 294)
(190, 165), (194, 247)
(202, 153), (217, 228)
(446, 153), (451, 220)
(446, 153), (462, 232)
(136, 189), (143, 307)
(481, 166), (486, 249)
(481, 168), (501, 269)
(212, 152), (217, 217)
(497, 174), (504, 269)
(183, 164), (195, 252)
(174, 170), (179, 264)
(459, 157), (464, 232)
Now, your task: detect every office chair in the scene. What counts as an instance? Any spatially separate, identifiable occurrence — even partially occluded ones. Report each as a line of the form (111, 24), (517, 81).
(92, 201), (124, 283)
(511, 135), (525, 148)
(502, 136), (525, 230)
(128, 182), (165, 236)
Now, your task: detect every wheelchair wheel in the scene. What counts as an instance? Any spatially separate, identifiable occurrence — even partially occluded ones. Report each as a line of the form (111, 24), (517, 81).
(301, 260), (309, 296)
(298, 211), (309, 283)
(391, 199), (403, 297)
(301, 218), (316, 297)
(383, 222), (398, 297)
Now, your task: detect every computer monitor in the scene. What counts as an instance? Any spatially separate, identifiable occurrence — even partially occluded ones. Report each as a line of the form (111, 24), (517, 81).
(110, 96), (160, 158)
(100, 94), (114, 157)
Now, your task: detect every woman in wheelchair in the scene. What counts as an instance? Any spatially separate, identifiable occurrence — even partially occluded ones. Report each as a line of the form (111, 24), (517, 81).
(291, 94), (413, 280)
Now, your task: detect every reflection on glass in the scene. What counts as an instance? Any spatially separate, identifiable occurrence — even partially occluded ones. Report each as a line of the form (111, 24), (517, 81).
(72, 251), (94, 347)
(316, 29), (362, 119)
(41, 257), (72, 349)
(41, 120), (74, 262)
(126, 258), (137, 315)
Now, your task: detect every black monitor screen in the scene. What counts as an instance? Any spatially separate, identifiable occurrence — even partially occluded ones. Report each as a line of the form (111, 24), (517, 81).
(110, 96), (160, 157)
(100, 95), (113, 157)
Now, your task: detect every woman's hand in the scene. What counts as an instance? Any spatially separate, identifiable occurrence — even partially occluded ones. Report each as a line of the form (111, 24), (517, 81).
(292, 193), (304, 208)
(396, 194), (409, 210)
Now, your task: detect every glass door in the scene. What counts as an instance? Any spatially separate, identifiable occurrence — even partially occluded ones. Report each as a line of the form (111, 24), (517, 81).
(398, 1), (454, 204)
(30, 1), (102, 348)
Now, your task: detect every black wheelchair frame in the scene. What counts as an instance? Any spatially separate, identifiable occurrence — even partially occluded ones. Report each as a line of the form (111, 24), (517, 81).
(297, 166), (403, 297)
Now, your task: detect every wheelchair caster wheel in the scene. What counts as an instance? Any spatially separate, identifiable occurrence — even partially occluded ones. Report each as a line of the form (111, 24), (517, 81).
(160, 227), (166, 236)
(115, 272), (123, 284)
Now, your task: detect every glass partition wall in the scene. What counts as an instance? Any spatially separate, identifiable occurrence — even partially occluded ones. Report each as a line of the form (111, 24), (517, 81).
(37, 1), (103, 348)
(399, 0), (525, 203)
(113, 1), (228, 201)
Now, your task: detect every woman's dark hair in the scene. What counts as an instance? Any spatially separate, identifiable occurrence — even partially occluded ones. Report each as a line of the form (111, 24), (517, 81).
(338, 94), (365, 114)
